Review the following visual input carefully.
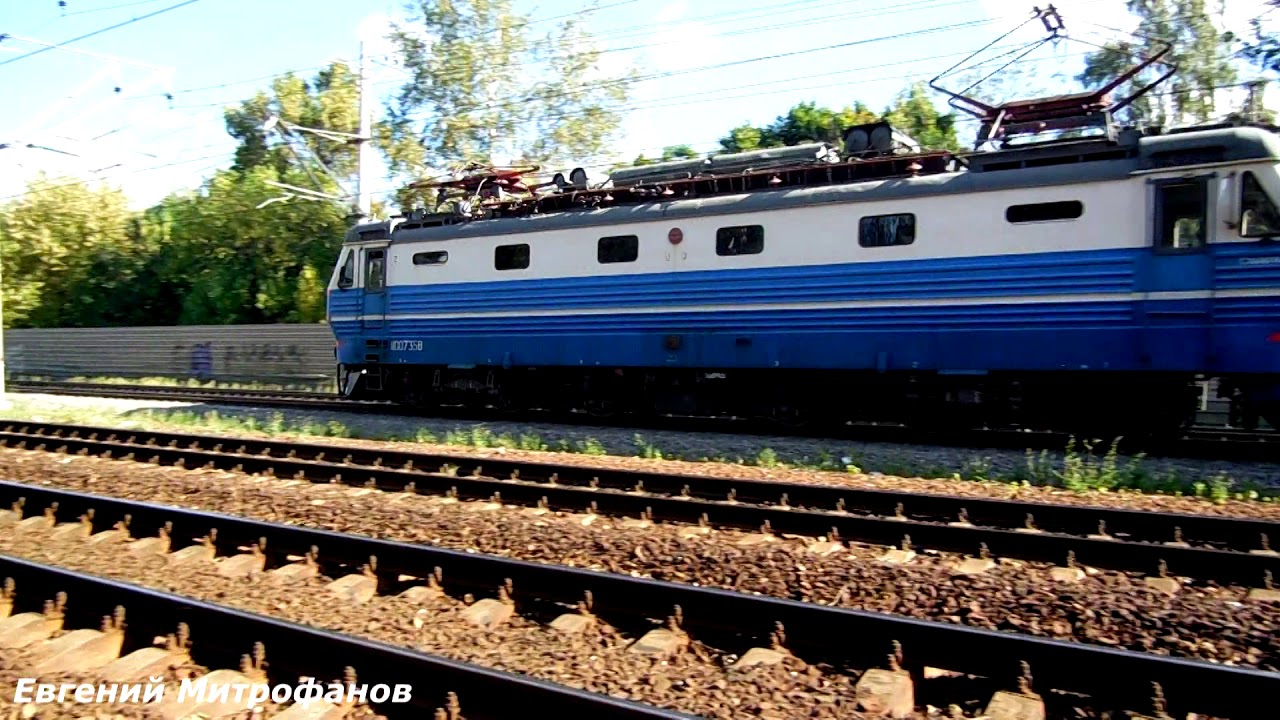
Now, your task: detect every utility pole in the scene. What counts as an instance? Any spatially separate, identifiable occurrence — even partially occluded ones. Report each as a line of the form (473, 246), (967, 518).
(0, 237), (7, 411)
(356, 40), (374, 221)
(258, 39), (375, 221)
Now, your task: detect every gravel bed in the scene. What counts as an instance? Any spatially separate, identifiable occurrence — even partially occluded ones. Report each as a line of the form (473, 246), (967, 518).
(0, 524), (915, 719)
(1, 449), (1276, 676)
(5, 393), (1280, 519)
(0, 632), (306, 719)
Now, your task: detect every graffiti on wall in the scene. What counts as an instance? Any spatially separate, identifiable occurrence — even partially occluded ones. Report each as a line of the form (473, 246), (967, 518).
(170, 341), (312, 380)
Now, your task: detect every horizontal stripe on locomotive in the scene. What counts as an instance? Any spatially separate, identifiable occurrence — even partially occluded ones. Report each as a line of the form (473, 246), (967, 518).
(328, 288), (1279, 325)
(336, 247), (1279, 316)
(380, 249), (1143, 313)
(331, 324), (1276, 374)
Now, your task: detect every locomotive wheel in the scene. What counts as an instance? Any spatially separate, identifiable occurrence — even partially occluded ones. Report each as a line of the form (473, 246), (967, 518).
(767, 404), (810, 428)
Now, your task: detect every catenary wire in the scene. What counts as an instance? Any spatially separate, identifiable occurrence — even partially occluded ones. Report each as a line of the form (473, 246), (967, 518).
(0, 0), (203, 68)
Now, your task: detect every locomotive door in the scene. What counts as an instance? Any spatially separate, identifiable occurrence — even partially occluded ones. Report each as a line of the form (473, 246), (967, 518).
(1140, 174), (1215, 370)
(361, 246), (388, 331)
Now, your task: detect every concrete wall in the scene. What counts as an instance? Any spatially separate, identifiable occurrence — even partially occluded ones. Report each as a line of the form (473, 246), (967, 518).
(4, 324), (335, 385)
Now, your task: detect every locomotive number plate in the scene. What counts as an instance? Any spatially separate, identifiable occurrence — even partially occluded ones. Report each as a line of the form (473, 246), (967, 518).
(390, 340), (424, 351)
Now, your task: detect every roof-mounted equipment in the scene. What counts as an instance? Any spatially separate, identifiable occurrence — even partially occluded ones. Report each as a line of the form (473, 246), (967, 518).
(929, 4), (1176, 150)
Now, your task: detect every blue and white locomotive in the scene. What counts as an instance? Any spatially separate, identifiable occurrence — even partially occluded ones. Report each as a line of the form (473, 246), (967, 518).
(326, 58), (1280, 435)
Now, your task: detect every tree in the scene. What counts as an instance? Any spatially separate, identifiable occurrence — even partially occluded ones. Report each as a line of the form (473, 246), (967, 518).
(719, 101), (879, 152)
(883, 83), (961, 152)
(155, 166), (349, 325)
(0, 175), (142, 328)
(661, 145), (697, 161)
(717, 95), (958, 153)
(1077, 0), (1237, 126)
(223, 62), (361, 196)
(380, 0), (634, 209)
(1229, 1), (1280, 74)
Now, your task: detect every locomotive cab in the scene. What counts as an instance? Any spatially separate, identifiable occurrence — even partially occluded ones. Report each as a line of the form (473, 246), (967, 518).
(327, 219), (395, 398)
(1213, 157), (1280, 429)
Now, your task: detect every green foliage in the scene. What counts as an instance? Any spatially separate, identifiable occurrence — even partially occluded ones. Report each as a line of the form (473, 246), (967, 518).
(633, 434), (663, 460)
(1229, 2), (1280, 75)
(629, 145), (700, 167)
(883, 83), (961, 152)
(0, 175), (146, 328)
(379, 0), (633, 210)
(224, 63), (361, 178)
(755, 447), (780, 468)
(0, 61), (357, 329)
(719, 101), (879, 152)
(718, 91), (958, 154)
(661, 145), (696, 160)
(1077, 0), (1237, 126)
(156, 165), (349, 325)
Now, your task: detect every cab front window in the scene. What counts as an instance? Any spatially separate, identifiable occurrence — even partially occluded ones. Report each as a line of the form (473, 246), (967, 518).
(1241, 171), (1280, 238)
(336, 250), (355, 289)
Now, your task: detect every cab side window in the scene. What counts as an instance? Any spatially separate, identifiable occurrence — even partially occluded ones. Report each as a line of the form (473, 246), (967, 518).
(365, 249), (386, 292)
(337, 251), (355, 289)
(1241, 171), (1280, 238)
(1154, 180), (1206, 250)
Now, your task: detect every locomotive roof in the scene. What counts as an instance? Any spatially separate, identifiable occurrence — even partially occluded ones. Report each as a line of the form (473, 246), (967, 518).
(345, 125), (1280, 246)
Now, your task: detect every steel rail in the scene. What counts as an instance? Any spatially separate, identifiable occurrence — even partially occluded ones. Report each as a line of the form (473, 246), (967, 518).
(2, 421), (1278, 587)
(10, 380), (362, 408)
(10, 380), (1280, 462)
(0, 481), (1274, 719)
(0, 554), (691, 719)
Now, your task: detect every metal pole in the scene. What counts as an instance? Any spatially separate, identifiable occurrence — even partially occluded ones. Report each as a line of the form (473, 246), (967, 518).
(356, 40), (373, 221)
(0, 232), (8, 411)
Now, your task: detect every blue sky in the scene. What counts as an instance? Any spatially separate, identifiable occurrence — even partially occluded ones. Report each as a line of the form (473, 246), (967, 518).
(0, 0), (1272, 210)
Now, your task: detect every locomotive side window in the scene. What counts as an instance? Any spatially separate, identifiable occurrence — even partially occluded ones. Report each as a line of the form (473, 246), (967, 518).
(337, 250), (355, 289)
(413, 251), (449, 266)
(1154, 180), (1206, 250)
(598, 235), (639, 264)
(1006, 201), (1083, 223)
(716, 225), (763, 256)
(495, 243), (530, 270)
(364, 249), (386, 292)
(1241, 171), (1280, 238)
(859, 213), (916, 247)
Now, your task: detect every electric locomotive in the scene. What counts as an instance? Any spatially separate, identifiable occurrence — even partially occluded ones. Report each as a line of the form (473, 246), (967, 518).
(326, 38), (1280, 436)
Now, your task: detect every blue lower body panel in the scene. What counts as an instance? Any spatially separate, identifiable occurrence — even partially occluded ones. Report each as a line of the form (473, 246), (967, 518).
(327, 296), (1268, 374)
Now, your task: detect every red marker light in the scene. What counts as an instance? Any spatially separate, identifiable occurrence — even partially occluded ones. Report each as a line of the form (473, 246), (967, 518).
(1269, 332), (1280, 343)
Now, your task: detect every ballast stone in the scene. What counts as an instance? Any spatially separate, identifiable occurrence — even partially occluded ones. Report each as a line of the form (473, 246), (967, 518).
(878, 548), (916, 565)
(460, 598), (513, 629)
(329, 574), (377, 604)
(854, 668), (913, 718)
(28, 627), (124, 674)
(128, 535), (171, 556)
(549, 613), (595, 635)
(731, 646), (791, 671)
(50, 520), (91, 542)
(0, 610), (63, 649)
(952, 557), (996, 576)
(100, 646), (190, 683)
(269, 561), (318, 585)
(1049, 566), (1085, 583)
(274, 700), (348, 720)
(216, 552), (265, 578)
(168, 543), (215, 566)
(984, 690), (1046, 720)
(628, 628), (688, 658)
(155, 669), (265, 720)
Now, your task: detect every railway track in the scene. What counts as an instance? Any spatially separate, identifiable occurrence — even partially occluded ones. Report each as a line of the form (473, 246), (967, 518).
(10, 379), (1280, 463)
(0, 556), (682, 719)
(0, 480), (1274, 719)
(2, 420), (1278, 589)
